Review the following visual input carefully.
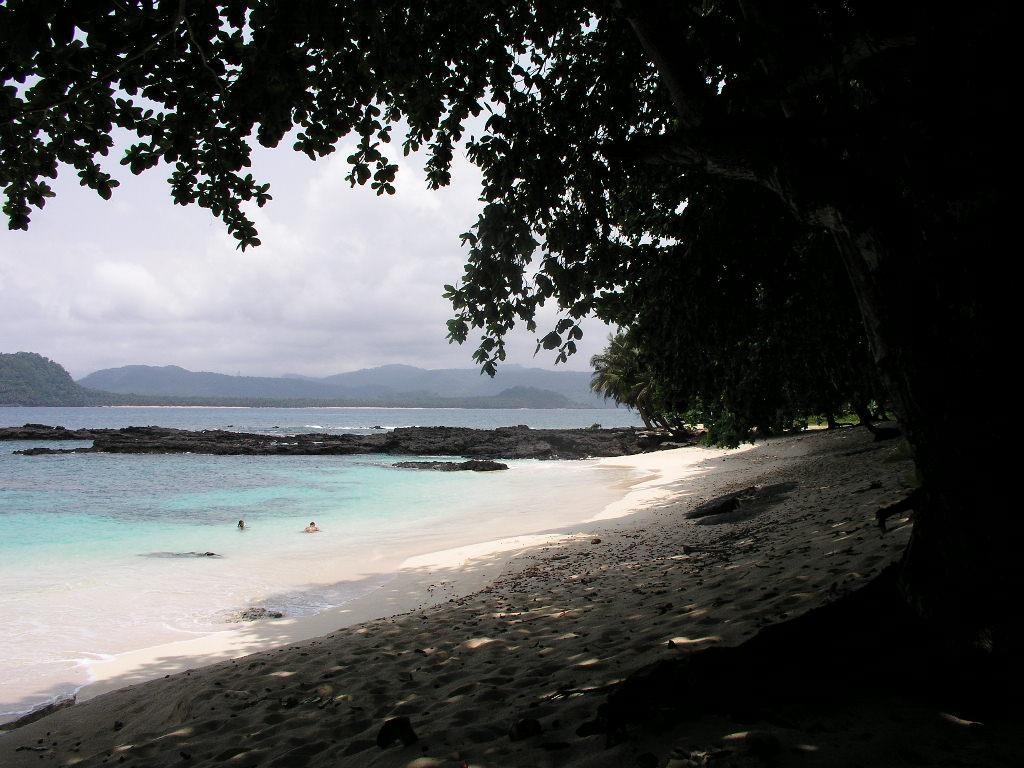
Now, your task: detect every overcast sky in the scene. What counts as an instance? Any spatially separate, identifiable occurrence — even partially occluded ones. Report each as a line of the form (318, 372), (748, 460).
(0, 135), (613, 379)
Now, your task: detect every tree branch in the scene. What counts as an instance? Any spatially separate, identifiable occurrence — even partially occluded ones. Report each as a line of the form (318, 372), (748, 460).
(616, 1), (708, 129)
(603, 132), (763, 186)
(2, 0), (187, 126)
(183, 13), (225, 94)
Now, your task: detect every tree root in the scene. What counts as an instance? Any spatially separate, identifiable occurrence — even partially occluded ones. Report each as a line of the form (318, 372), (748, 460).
(876, 488), (922, 532)
(580, 565), (1015, 747)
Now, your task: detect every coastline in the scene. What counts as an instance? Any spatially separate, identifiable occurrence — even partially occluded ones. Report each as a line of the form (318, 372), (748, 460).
(5, 428), (1001, 767)
(0, 453), (636, 723)
(62, 443), (739, 707)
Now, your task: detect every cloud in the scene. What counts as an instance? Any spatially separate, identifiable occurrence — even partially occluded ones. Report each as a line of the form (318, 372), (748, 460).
(0, 140), (614, 378)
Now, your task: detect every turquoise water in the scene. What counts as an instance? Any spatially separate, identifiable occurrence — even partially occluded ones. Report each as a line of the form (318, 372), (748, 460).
(0, 408), (638, 720)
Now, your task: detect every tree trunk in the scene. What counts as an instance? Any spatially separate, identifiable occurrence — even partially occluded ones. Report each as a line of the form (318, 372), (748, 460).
(828, 208), (1007, 654)
(623, 1), (1012, 654)
(852, 401), (873, 427)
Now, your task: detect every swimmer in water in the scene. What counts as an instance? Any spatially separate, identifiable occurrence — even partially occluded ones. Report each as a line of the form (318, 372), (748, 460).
(304, 521), (320, 533)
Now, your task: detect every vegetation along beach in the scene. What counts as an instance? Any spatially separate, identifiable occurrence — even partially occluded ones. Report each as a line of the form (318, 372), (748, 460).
(0, 2), (1011, 767)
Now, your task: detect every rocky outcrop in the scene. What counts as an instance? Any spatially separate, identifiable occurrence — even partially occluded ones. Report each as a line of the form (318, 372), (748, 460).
(0, 424), (109, 440)
(5, 424), (666, 460)
(392, 459), (508, 471)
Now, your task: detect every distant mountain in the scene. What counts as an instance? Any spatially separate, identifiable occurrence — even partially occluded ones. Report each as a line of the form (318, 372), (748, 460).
(458, 386), (575, 409)
(79, 365), (342, 400)
(77, 362), (611, 408)
(0, 352), (108, 406)
(318, 363), (604, 404)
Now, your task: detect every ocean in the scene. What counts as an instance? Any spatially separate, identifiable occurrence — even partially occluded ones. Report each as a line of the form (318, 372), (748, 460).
(0, 406), (642, 722)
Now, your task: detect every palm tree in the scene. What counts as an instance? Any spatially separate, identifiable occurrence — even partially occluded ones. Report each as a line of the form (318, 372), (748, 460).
(590, 331), (667, 430)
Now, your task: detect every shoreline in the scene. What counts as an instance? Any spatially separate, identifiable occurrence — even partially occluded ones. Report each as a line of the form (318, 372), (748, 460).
(44, 444), (739, 712)
(0, 456), (636, 725)
(6, 428), (993, 768)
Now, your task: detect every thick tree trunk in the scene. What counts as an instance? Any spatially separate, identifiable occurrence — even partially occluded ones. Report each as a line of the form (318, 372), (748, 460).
(830, 219), (1007, 653)
(820, 5), (1007, 651)
(623, 0), (1011, 654)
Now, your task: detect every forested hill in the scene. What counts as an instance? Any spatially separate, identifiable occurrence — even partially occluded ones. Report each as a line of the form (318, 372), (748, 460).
(0, 355), (607, 408)
(0, 352), (108, 406)
(79, 364), (344, 400)
(77, 363), (608, 407)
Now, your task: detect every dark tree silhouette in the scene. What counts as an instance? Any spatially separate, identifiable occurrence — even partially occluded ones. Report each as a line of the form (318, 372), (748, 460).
(0, 2), (1009, 658)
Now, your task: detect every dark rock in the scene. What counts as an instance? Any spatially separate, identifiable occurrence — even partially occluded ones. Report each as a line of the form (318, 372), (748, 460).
(392, 460), (509, 472)
(658, 440), (697, 449)
(142, 551), (223, 559)
(591, 538), (602, 544)
(508, 717), (544, 741)
(376, 716), (418, 748)
(228, 607), (284, 622)
(7, 424), (664, 460)
(1, 424), (105, 441)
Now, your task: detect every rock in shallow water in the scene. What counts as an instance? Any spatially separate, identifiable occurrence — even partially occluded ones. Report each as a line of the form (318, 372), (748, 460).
(142, 551), (222, 558)
(226, 607), (284, 622)
(392, 459), (508, 471)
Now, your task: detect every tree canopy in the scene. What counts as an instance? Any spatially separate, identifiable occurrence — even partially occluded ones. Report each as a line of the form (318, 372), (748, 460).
(0, 2), (926, 367)
(0, 351), (98, 406)
(0, 2), (1007, 645)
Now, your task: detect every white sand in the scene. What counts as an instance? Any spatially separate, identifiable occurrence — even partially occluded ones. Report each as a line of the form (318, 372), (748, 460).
(6, 429), (1007, 767)
(77, 444), (740, 702)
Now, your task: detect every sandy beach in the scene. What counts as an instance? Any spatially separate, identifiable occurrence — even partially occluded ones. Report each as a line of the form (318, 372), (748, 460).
(1, 427), (1017, 767)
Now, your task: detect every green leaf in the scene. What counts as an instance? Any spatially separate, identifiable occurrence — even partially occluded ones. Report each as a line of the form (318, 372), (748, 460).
(540, 331), (561, 350)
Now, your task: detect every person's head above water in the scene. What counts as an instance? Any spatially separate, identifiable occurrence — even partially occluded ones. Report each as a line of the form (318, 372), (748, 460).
(237, 519), (245, 529)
